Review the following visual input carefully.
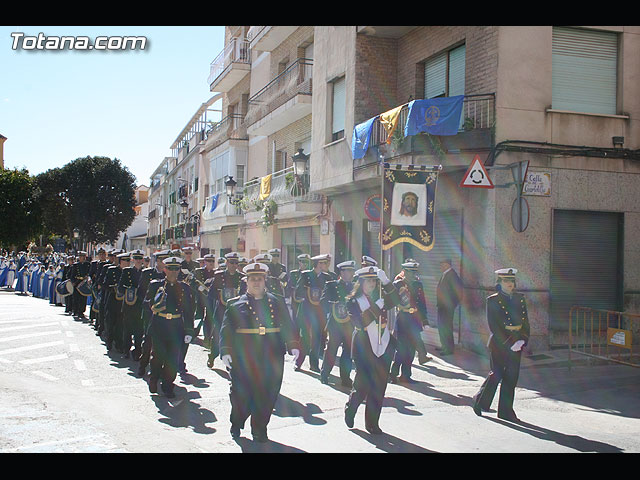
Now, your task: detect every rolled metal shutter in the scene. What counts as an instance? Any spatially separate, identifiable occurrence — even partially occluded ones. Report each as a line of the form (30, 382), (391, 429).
(552, 27), (618, 115)
(550, 209), (622, 331)
(409, 209), (463, 326)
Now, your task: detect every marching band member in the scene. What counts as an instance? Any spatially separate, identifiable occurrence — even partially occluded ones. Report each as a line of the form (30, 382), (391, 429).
(472, 268), (530, 422)
(144, 256), (195, 398)
(344, 265), (401, 435)
(219, 262), (300, 442)
(389, 259), (431, 384)
(320, 260), (356, 387)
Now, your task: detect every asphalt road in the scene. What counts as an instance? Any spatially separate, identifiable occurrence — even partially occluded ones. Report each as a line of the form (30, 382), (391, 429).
(1, 289), (639, 453)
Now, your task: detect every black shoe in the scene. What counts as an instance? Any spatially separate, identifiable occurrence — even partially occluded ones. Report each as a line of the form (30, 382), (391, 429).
(472, 403), (483, 417)
(230, 425), (241, 439)
(207, 355), (214, 368)
(344, 405), (355, 428)
(148, 379), (158, 394)
(498, 411), (520, 423)
(320, 374), (329, 384)
(121, 351), (130, 360)
(310, 364), (320, 373)
(366, 425), (383, 435)
(389, 375), (398, 384)
(418, 354), (432, 365)
(252, 432), (268, 443)
(341, 378), (353, 388)
(137, 365), (146, 377)
(398, 376), (417, 384)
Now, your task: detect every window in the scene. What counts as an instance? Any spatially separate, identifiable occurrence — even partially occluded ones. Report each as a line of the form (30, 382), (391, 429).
(424, 44), (466, 99)
(552, 27), (618, 115)
(210, 151), (231, 195)
(281, 226), (320, 271)
(331, 76), (345, 142)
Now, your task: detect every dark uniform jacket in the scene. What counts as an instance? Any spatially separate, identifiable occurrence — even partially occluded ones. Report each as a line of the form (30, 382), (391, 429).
(393, 276), (428, 327)
(209, 269), (243, 318)
(70, 260), (91, 287)
(144, 278), (195, 336)
(219, 292), (300, 359)
(321, 278), (353, 326)
(118, 265), (145, 308)
(486, 290), (530, 352)
(295, 269), (332, 318)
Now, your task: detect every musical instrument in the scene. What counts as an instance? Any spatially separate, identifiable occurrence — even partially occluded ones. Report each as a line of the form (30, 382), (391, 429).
(76, 277), (92, 297)
(56, 279), (74, 297)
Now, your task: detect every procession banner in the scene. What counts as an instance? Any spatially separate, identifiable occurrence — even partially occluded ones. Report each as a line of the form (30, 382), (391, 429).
(381, 163), (441, 251)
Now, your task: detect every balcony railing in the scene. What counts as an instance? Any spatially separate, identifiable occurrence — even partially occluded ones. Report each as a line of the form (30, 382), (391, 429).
(207, 38), (251, 86)
(204, 113), (247, 145)
(245, 58), (313, 126)
(368, 93), (495, 147)
(243, 166), (322, 209)
(203, 191), (244, 220)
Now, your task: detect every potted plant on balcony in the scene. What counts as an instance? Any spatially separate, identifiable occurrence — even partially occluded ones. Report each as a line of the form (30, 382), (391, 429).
(261, 199), (277, 231)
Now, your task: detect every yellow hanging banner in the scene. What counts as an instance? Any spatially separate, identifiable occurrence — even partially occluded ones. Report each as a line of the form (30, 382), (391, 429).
(379, 105), (404, 144)
(259, 174), (272, 200)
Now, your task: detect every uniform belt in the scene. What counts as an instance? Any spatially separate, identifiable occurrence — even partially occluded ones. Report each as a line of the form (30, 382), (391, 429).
(398, 306), (417, 314)
(156, 312), (182, 320)
(236, 327), (280, 335)
(505, 325), (522, 331)
(355, 322), (387, 332)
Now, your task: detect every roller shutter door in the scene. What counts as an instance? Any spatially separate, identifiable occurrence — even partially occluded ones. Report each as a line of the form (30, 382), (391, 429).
(550, 209), (623, 331)
(408, 209), (463, 326)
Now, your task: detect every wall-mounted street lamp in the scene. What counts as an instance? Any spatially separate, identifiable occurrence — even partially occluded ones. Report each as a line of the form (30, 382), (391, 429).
(292, 148), (309, 177)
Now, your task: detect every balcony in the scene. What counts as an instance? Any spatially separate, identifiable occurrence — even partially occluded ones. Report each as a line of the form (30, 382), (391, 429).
(247, 26), (298, 52)
(200, 192), (244, 233)
(246, 58), (313, 136)
(208, 38), (251, 92)
(242, 166), (323, 221)
(354, 94), (495, 171)
(204, 113), (248, 150)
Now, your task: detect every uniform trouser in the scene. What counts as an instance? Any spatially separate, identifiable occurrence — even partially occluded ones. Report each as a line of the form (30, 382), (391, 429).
(391, 313), (428, 379)
(473, 346), (522, 415)
(105, 299), (124, 351)
(321, 320), (353, 382)
(346, 333), (395, 430)
(296, 307), (325, 369)
(96, 291), (108, 333)
(207, 310), (224, 359)
(149, 318), (184, 393)
(64, 290), (74, 313)
(230, 355), (284, 437)
(437, 305), (456, 352)
(72, 290), (86, 316)
(138, 313), (153, 371)
(122, 304), (144, 355)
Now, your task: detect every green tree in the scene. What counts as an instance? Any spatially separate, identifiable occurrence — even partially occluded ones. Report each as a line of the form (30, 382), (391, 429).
(62, 156), (137, 244)
(0, 168), (43, 248)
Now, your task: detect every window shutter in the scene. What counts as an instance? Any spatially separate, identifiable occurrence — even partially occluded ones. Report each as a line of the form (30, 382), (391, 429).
(448, 44), (466, 97)
(332, 77), (345, 136)
(424, 51), (447, 99)
(552, 27), (618, 115)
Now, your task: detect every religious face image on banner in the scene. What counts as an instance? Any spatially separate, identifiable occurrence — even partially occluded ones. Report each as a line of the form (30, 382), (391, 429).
(381, 164), (439, 252)
(390, 182), (427, 226)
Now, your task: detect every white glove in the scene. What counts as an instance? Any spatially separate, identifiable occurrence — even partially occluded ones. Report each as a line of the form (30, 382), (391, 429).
(356, 295), (371, 312)
(181, 268), (190, 275)
(291, 349), (300, 363)
(376, 269), (390, 285)
(184, 335), (192, 344)
(375, 298), (385, 310)
(510, 340), (525, 352)
(222, 354), (232, 369)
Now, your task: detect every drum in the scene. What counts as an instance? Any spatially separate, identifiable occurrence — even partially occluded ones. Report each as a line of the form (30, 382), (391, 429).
(56, 279), (74, 297)
(76, 278), (92, 297)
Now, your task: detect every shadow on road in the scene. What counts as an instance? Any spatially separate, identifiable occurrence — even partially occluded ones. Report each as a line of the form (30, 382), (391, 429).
(483, 416), (624, 453)
(350, 428), (437, 453)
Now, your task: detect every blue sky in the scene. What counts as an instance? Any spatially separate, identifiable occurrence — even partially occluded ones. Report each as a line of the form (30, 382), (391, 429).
(0, 25), (225, 185)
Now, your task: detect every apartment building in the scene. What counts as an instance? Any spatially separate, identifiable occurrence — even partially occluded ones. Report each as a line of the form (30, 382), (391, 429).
(200, 26), (324, 270)
(147, 96), (221, 257)
(311, 26), (640, 353)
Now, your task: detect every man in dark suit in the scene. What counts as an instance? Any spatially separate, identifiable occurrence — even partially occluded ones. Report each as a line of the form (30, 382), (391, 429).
(436, 258), (462, 355)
